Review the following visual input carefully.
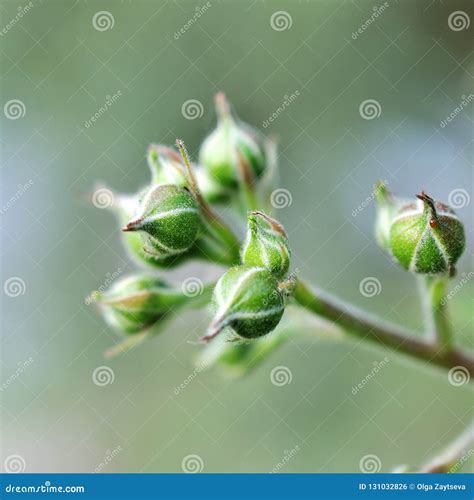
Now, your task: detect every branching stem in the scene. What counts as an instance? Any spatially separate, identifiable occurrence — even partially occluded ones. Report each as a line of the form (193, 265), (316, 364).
(293, 278), (474, 376)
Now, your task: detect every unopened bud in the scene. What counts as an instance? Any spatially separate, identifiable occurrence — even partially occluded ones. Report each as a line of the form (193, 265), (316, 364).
(199, 93), (266, 189)
(147, 145), (187, 186)
(203, 266), (285, 341)
(123, 184), (200, 259)
(96, 274), (187, 334)
(389, 191), (465, 275)
(241, 211), (291, 277)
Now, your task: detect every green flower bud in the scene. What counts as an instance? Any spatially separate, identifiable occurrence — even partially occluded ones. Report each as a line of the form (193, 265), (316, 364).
(123, 184), (200, 259)
(204, 265), (285, 341)
(147, 145), (187, 186)
(241, 211), (291, 277)
(102, 186), (190, 269)
(95, 274), (187, 334)
(199, 93), (266, 189)
(389, 192), (465, 276)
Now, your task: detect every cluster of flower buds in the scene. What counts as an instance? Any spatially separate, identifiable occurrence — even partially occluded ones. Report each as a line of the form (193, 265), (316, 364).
(203, 212), (293, 342)
(375, 183), (465, 276)
(91, 93), (281, 347)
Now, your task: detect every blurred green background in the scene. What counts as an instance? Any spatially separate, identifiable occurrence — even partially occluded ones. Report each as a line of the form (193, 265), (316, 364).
(1, 0), (473, 473)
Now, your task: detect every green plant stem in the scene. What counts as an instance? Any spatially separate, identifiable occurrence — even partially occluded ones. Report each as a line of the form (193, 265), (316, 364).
(420, 276), (454, 351)
(293, 278), (474, 376)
